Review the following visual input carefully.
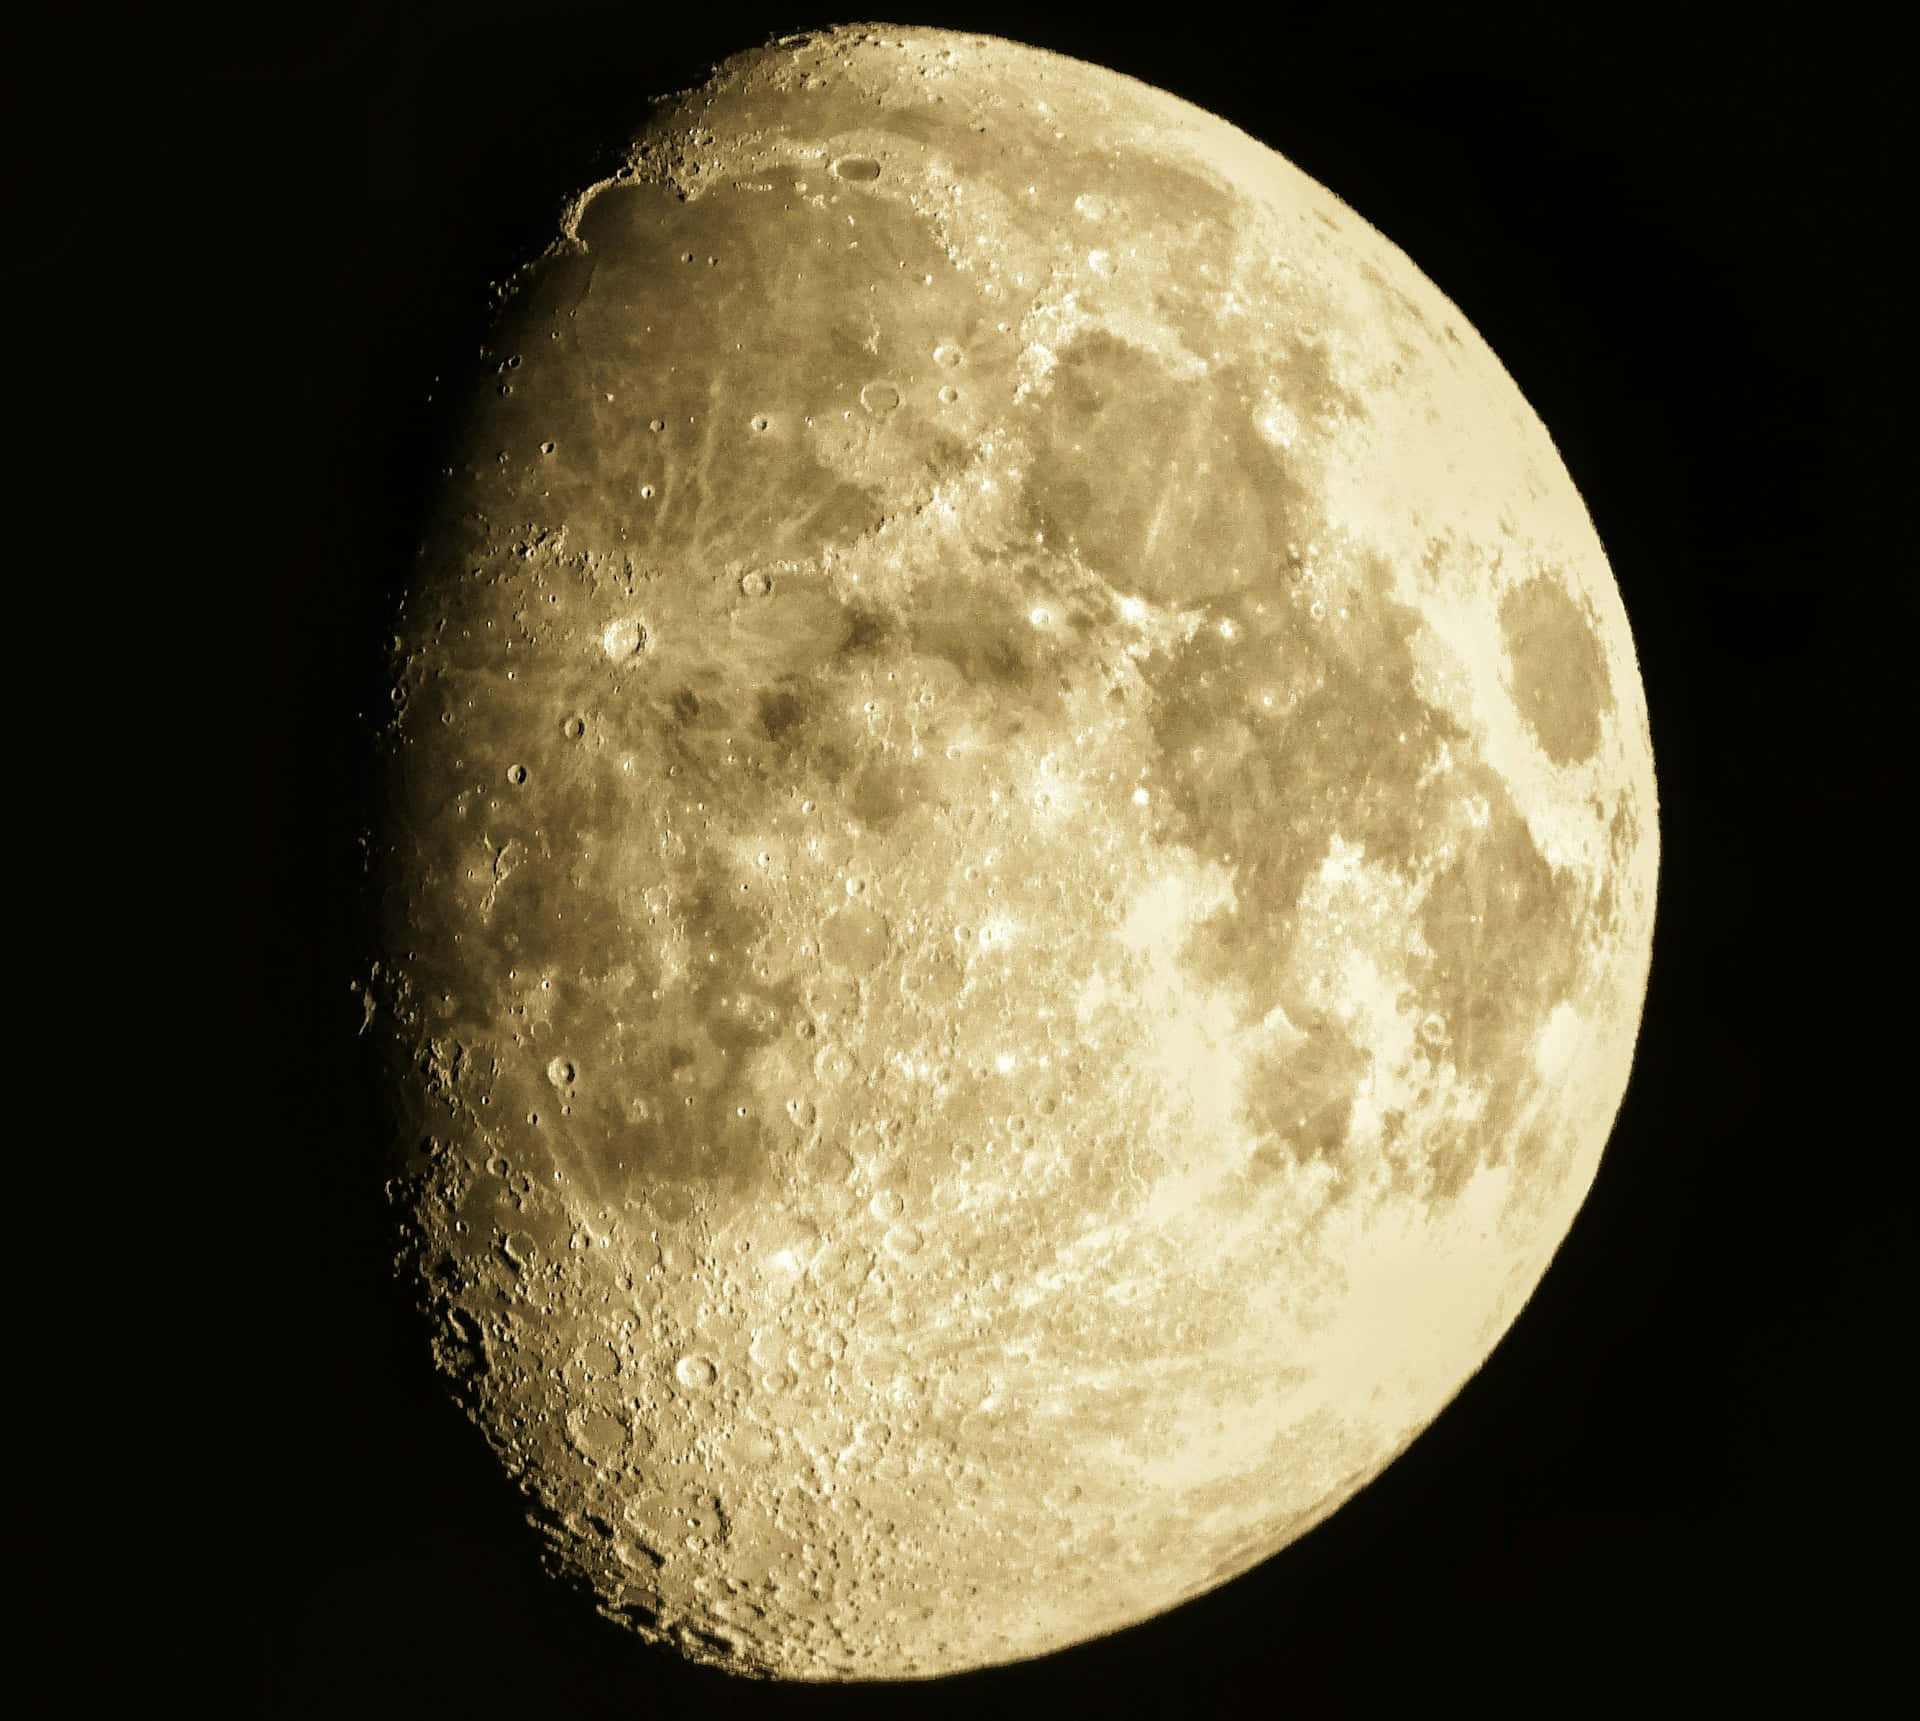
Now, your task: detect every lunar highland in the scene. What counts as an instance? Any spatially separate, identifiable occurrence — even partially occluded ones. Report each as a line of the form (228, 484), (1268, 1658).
(368, 23), (1658, 1681)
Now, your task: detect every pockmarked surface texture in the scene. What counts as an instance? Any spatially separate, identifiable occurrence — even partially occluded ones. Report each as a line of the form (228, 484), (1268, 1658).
(370, 23), (1658, 1682)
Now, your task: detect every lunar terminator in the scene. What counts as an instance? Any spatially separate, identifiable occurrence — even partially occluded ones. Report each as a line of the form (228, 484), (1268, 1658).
(370, 23), (1657, 1680)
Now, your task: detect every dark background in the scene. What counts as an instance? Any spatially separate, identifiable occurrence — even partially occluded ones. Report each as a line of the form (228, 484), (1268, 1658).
(33, 3), (1909, 1713)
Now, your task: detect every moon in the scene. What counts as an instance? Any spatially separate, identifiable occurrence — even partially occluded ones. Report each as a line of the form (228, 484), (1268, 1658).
(368, 22), (1657, 1682)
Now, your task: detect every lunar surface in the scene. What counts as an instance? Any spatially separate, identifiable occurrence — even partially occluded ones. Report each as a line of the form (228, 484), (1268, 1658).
(368, 23), (1658, 1682)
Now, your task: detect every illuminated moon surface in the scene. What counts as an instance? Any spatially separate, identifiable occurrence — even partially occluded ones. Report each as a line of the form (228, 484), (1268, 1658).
(371, 23), (1658, 1683)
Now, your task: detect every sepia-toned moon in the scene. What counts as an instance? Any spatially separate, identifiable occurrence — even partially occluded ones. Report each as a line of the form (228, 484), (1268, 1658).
(368, 23), (1657, 1682)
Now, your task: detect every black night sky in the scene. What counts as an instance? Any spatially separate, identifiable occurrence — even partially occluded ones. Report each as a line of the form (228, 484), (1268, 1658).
(46, 4), (1908, 1713)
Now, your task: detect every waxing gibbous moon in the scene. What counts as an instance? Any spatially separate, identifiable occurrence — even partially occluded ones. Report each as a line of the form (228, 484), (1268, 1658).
(369, 22), (1657, 1683)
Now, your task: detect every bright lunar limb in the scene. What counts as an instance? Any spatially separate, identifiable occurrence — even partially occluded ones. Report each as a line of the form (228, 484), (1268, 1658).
(369, 23), (1657, 1682)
